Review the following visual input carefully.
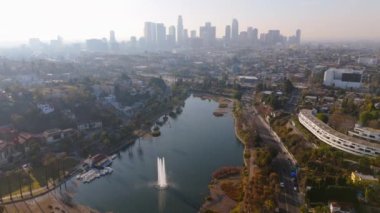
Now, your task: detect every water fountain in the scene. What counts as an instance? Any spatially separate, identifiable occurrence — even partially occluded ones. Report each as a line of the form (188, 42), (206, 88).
(157, 157), (168, 189)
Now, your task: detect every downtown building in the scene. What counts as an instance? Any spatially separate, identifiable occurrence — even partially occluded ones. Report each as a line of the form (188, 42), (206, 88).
(199, 22), (216, 47)
(298, 109), (380, 157)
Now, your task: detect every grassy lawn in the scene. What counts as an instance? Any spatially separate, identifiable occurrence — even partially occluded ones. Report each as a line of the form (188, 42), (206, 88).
(0, 157), (79, 198)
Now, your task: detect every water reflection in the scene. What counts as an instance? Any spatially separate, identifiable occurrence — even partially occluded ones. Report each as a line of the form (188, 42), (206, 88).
(158, 186), (166, 213)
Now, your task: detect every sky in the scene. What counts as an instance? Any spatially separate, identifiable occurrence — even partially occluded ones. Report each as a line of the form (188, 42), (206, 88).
(0, 0), (380, 44)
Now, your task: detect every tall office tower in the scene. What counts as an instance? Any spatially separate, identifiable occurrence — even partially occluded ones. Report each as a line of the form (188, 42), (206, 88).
(167, 25), (176, 46)
(168, 26), (176, 41)
(200, 22), (216, 46)
(231, 19), (239, 41)
(130, 36), (137, 49)
(110, 30), (116, 43)
(109, 30), (119, 51)
(86, 39), (108, 52)
(190, 30), (197, 38)
(247, 27), (254, 42)
(156, 23), (166, 47)
(183, 29), (189, 41)
(266, 30), (282, 45)
(177, 15), (184, 44)
(225, 25), (231, 40)
(50, 36), (63, 49)
(144, 22), (157, 44)
(253, 28), (259, 42)
(296, 29), (301, 44)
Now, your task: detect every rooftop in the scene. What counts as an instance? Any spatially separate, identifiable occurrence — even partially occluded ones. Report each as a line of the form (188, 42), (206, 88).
(300, 109), (380, 149)
(355, 124), (380, 134)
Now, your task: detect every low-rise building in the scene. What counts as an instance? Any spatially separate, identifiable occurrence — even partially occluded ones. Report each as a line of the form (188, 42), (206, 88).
(77, 121), (103, 131)
(351, 171), (378, 184)
(298, 109), (380, 157)
(43, 128), (75, 143)
(329, 202), (354, 213)
(43, 128), (64, 143)
(323, 68), (363, 89)
(37, 104), (55, 114)
(349, 124), (380, 143)
(0, 140), (12, 165)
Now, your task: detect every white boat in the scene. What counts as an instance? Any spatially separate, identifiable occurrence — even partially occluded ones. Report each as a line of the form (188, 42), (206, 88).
(105, 167), (113, 174)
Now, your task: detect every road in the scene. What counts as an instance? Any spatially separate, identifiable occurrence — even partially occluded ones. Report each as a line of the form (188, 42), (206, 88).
(241, 92), (301, 213)
(284, 89), (301, 113)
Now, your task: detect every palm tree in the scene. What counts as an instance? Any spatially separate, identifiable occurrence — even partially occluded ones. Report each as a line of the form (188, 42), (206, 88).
(7, 177), (12, 200)
(28, 173), (33, 196)
(45, 167), (49, 189)
(18, 174), (23, 198)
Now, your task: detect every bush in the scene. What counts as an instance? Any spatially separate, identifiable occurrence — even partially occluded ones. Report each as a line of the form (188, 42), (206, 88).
(316, 113), (328, 123)
(220, 181), (242, 201)
(212, 167), (241, 179)
(244, 151), (251, 159)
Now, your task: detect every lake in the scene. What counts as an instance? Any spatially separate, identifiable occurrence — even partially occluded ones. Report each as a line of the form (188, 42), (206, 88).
(68, 95), (243, 213)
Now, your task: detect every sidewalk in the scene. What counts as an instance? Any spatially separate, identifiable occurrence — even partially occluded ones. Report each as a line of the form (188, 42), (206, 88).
(0, 178), (68, 205)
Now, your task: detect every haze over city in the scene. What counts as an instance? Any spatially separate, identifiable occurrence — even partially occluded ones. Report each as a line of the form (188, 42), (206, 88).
(1, 0), (380, 45)
(1, 0), (380, 212)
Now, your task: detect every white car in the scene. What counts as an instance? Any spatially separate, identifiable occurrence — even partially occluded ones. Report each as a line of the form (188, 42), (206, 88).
(280, 182), (285, 188)
(293, 186), (298, 192)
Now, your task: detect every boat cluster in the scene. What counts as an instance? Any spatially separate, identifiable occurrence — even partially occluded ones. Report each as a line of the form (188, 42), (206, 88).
(76, 167), (114, 183)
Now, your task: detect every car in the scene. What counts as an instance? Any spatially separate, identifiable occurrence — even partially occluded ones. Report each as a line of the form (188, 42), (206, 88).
(293, 186), (298, 192)
(280, 182), (285, 188)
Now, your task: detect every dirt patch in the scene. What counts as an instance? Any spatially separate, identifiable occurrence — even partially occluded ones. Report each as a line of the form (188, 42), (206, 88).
(328, 112), (356, 134)
(4, 192), (99, 213)
(200, 174), (242, 213)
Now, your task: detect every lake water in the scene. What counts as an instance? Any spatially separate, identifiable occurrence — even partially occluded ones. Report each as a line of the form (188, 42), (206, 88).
(68, 95), (243, 213)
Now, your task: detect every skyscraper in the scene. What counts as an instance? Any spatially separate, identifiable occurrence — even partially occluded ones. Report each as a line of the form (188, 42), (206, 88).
(109, 30), (118, 51)
(190, 30), (196, 38)
(247, 27), (258, 43)
(296, 29), (301, 44)
(110, 30), (116, 43)
(183, 29), (189, 41)
(168, 25), (176, 46)
(225, 25), (231, 41)
(156, 23), (166, 48)
(144, 22), (157, 44)
(177, 15), (184, 45)
(200, 22), (216, 46)
(266, 30), (282, 45)
(253, 28), (259, 42)
(231, 19), (239, 41)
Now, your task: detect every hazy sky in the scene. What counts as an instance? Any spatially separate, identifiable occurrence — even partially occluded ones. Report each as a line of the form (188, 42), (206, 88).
(1, 0), (380, 44)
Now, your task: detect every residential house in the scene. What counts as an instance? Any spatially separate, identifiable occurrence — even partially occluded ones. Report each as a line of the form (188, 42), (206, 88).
(77, 121), (103, 131)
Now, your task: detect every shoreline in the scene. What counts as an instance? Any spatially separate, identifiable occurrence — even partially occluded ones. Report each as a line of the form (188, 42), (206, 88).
(200, 98), (248, 213)
(1, 97), (187, 206)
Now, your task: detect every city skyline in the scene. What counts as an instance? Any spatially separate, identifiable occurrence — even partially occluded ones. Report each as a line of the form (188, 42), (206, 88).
(1, 0), (380, 45)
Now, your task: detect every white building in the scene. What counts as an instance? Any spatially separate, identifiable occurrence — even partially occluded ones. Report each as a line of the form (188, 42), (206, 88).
(358, 57), (378, 66)
(37, 104), (55, 114)
(323, 68), (363, 89)
(43, 128), (75, 143)
(77, 121), (102, 131)
(349, 124), (380, 143)
(298, 109), (380, 157)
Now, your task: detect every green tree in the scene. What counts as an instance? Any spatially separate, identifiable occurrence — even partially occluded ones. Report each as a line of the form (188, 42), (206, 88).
(233, 90), (242, 100)
(284, 78), (294, 94)
(314, 205), (329, 213)
(316, 113), (329, 123)
(359, 111), (373, 125)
